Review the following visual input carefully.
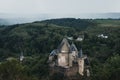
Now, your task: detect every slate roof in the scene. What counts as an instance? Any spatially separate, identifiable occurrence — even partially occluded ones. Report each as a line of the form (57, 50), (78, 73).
(58, 38), (70, 53)
(78, 48), (83, 58)
(50, 49), (58, 56)
(70, 43), (78, 52)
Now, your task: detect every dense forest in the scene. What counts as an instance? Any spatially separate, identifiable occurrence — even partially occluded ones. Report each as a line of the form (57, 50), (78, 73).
(0, 18), (120, 80)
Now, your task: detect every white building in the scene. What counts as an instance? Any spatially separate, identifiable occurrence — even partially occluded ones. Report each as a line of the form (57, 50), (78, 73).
(97, 34), (108, 39)
(76, 35), (84, 41)
(20, 52), (24, 62)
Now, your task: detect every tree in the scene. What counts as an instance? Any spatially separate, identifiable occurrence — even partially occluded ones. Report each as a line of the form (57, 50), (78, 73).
(0, 59), (36, 80)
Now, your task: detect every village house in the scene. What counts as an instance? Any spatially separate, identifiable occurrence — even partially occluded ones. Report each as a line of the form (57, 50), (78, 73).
(97, 34), (108, 38)
(76, 35), (84, 41)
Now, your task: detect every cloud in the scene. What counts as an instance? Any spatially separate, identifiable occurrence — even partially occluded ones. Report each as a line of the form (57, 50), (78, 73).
(0, 0), (120, 14)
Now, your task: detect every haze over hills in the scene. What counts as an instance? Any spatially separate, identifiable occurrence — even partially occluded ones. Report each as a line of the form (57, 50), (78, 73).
(0, 13), (51, 25)
(0, 13), (120, 25)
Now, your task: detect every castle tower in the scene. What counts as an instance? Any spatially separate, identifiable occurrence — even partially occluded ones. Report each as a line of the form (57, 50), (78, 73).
(70, 43), (78, 61)
(78, 48), (83, 58)
(57, 38), (71, 68)
(78, 49), (84, 76)
(49, 49), (57, 61)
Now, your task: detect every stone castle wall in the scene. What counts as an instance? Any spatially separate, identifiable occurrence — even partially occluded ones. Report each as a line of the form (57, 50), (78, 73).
(58, 53), (69, 67)
(78, 58), (84, 76)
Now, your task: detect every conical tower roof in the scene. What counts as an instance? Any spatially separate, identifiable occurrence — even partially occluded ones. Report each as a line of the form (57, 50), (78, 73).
(50, 49), (58, 56)
(70, 43), (78, 52)
(58, 38), (70, 53)
(78, 48), (83, 58)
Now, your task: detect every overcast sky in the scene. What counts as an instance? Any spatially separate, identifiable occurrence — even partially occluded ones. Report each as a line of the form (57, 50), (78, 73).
(0, 0), (120, 15)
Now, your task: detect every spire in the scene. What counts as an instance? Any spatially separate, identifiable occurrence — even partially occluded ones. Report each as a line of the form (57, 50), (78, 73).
(70, 43), (78, 52)
(50, 49), (57, 56)
(20, 52), (24, 62)
(78, 48), (83, 58)
(58, 38), (70, 53)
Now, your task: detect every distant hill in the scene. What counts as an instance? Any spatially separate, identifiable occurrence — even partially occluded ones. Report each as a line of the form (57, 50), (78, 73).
(0, 19), (10, 25)
(35, 18), (120, 29)
(78, 13), (120, 19)
(0, 13), (120, 25)
(37, 18), (95, 29)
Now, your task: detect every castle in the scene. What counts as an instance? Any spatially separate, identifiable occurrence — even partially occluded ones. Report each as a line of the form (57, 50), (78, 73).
(48, 38), (90, 79)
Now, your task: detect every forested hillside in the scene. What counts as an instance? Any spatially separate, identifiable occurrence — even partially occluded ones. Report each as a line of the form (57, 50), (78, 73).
(38, 18), (95, 30)
(0, 18), (120, 80)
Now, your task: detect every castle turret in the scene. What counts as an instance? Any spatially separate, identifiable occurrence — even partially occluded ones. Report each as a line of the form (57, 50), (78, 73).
(70, 43), (78, 62)
(78, 48), (83, 58)
(70, 43), (78, 53)
(78, 48), (84, 76)
(57, 38), (71, 68)
(49, 49), (57, 62)
(50, 49), (57, 56)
